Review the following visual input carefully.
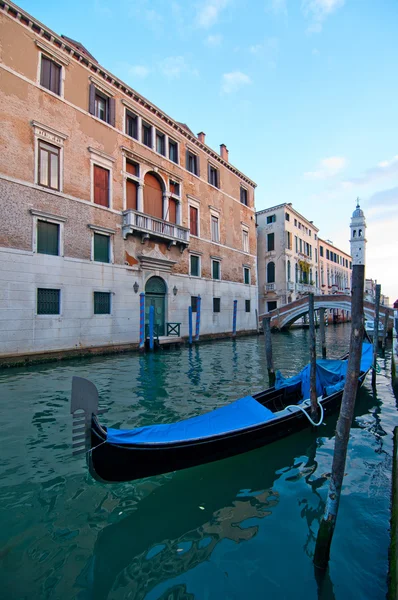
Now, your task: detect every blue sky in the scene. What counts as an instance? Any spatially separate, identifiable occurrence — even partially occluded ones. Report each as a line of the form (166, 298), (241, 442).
(18, 0), (398, 302)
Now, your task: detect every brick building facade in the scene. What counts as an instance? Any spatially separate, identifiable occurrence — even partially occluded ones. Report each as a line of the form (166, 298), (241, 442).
(0, 1), (257, 359)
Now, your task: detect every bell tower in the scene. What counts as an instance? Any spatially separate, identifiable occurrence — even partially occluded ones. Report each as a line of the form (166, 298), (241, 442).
(350, 198), (366, 266)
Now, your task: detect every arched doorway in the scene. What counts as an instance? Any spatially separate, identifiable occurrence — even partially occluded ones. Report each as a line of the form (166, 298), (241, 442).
(145, 276), (166, 336)
(144, 173), (163, 219)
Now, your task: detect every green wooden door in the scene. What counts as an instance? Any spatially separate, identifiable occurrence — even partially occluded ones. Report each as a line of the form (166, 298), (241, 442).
(145, 277), (166, 337)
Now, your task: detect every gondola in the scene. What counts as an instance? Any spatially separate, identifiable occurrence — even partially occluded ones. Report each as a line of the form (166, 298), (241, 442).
(71, 342), (373, 483)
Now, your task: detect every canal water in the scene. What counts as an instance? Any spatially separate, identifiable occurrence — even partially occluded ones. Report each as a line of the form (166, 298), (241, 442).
(0, 324), (396, 599)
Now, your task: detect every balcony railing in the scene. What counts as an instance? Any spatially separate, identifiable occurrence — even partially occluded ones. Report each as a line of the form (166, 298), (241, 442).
(287, 281), (294, 291)
(295, 282), (316, 294)
(122, 209), (190, 249)
(265, 283), (276, 292)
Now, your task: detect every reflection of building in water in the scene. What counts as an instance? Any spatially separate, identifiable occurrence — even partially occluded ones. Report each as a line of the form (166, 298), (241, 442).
(88, 489), (278, 600)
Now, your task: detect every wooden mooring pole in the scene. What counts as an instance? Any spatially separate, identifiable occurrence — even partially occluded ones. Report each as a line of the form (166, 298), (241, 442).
(263, 316), (275, 386)
(309, 294), (318, 421)
(313, 264), (365, 570)
(320, 307), (327, 359)
(372, 284), (381, 389)
(382, 308), (389, 352)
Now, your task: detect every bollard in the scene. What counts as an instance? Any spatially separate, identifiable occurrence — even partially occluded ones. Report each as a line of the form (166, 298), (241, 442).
(195, 295), (201, 342)
(262, 316), (275, 386)
(320, 307), (326, 359)
(372, 284), (381, 388)
(382, 309), (388, 352)
(149, 305), (155, 351)
(139, 293), (145, 351)
(232, 300), (237, 337)
(188, 306), (193, 345)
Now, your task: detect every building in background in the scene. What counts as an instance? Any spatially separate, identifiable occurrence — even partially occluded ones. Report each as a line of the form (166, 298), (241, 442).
(0, 1), (257, 360)
(318, 237), (352, 323)
(365, 279), (389, 307)
(256, 203), (320, 315)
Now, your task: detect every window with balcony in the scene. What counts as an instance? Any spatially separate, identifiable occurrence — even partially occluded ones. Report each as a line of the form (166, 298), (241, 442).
(37, 220), (59, 256)
(267, 214), (276, 224)
(267, 261), (275, 283)
(38, 141), (60, 191)
(125, 160), (139, 211)
(267, 233), (275, 252)
(190, 206), (199, 236)
(212, 259), (220, 280)
(190, 254), (200, 277)
(37, 288), (60, 315)
(186, 150), (199, 175)
(211, 215), (219, 243)
(142, 122), (152, 148)
(169, 139), (178, 163)
(240, 187), (248, 206)
(94, 292), (111, 315)
(125, 110), (138, 139)
(40, 55), (61, 95)
(208, 164), (219, 188)
(144, 172), (163, 219)
(213, 297), (221, 313)
(93, 165), (110, 207)
(156, 131), (166, 156)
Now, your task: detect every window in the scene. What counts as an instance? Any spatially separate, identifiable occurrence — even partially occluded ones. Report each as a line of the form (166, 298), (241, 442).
(315, 248), (318, 263)
(89, 83), (115, 125)
(294, 219), (297, 226)
(267, 233), (275, 252)
(190, 206), (199, 236)
(170, 181), (180, 196)
(211, 215), (219, 243)
(186, 150), (199, 175)
(191, 296), (198, 313)
(40, 56), (61, 95)
(243, 230), (249, 253)
(309, 230), (311, 237)
(299, 238), (303, 253)
(38, 141), (60, 190)
(142, 122), (152, 148)
(267, 301), (277, 312)
(208, 164), (219, 188)
(190, 254), (200, 277)
(212, 259), (220, 280)
(286, 231), (292, 250)
(244, 267), (250, 285)
(94, 291), (111, 315)
(295, 235), (298, 253)
(156, 131), (165, 156)
(245, 299), (251, 313)
(326, 249), (330, 260)
(126, 160), (139, 177)
(285, 213), (290, 221)
(267, 261), (275, 283)
(287, 260), (291, 281)
(125, 110), (138, 139)
(93, 165), (110, 207)
(37, 288), (60, 315)
(37, 220), (59, 256)
(213, 298), (221, 313)
(95, 92), (108, 121)
(315, 234), (317, 240)
(320, 246), (324, 257)
(240, 187), (248, 206)
(267, 214), (276, 224)
(93, 233), (110, 263)
(169, 139), (178, 163)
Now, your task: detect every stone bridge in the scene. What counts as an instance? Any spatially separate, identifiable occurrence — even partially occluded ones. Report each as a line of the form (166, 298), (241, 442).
(259, 294), (394, 331)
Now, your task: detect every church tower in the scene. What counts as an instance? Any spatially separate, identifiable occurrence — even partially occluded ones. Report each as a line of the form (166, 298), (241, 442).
(350, 198), (367, 266)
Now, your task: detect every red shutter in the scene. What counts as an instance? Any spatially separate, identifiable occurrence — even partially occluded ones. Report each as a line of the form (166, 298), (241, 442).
(143, 173), (163, 219)
(94, 166), (109, 207)
(169, 199), (177, 224)
(190, 206), (198, 236)
(126, 180), (137, 210)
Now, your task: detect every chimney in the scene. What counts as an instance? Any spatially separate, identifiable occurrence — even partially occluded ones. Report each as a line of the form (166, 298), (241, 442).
(197, 132), (206, 144)
(220, 144), (229, 162)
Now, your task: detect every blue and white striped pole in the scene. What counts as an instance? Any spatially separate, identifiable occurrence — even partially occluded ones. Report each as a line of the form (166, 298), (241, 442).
(232, 299), (237, 337)
(139, 293), (145, 350)
(195, 295), (201, 342)
(149, 305), (155, 351)
(188, 306), (193, 345)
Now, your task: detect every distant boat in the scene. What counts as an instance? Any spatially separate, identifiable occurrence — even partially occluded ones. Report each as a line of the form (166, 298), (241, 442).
(365, 319), (386, 341)
(71, 343), (373, 484)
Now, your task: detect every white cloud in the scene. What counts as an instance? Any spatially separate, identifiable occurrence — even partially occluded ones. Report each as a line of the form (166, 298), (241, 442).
(249, 37), (279, 67)
(128, 65), (150, 78)
(205, 33), (223, 47)
(304, 156), (347, 180)
(302, 0), (345, 33)
(197, 0), (229, 28)
(221, 71), (251, 94)
(343, 156), (398, 187)
(159, 56), (198, 79)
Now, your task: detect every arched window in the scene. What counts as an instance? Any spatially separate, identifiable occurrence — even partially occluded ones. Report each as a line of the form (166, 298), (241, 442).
(358, 229), (362, 237)
(287, 260), (291, 281)
(353, 230), (357, 237)
(144, 172), (164, 219)
(295, 263), (298, 283)
(267, 261), (275, 283)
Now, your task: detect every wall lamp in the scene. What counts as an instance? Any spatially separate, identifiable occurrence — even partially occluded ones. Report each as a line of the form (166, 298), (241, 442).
(133, 281), (139, 294)
(173, 285), (178, 296)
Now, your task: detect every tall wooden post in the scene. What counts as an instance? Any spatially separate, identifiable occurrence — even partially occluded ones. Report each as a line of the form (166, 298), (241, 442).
(139, 293), (145, 351)
(149, 305), (155, 351)
(263, 316), (275, 386)
(313, 264), (365, 570)
(232, 300), (237, 337)
(195, 295), (201, 342)
(188, 306), (193, 345)
(382, 308), (389, 352)
(320, 307), (326, 359)
(309, 294), (318, 420)
(372, 284), (381, 388)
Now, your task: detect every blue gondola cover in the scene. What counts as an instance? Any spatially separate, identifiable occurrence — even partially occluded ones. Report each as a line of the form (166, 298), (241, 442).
(107, 396), (275, 445)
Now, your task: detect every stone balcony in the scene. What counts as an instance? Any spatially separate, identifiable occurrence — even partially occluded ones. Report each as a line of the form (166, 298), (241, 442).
(264, 283), (276, 293)
(122, 209), (190, 251)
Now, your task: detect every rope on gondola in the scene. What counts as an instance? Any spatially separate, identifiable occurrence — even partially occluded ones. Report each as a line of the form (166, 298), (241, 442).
(285, 398), (325, 427)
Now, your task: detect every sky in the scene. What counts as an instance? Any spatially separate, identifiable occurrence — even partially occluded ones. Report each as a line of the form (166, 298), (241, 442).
(17, 0), (398, 303)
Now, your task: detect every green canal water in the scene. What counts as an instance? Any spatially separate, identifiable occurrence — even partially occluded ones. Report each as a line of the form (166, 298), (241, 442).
(0, 324), (396, 599)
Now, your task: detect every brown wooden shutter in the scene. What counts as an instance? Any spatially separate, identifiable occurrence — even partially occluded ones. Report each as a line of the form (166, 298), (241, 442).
(126, 180), (137, 210)
(144, 173), (163, 219)
(89, 83), (96, 115)
(51, 62), (61, 95)
(126, 161), (138, 176)
(169, 199), (177, 224)
(94, 166), (109, 207)
(109, 97), (116, 127)
(40, 56), (51, 89)
(190, 206), (198, 236)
